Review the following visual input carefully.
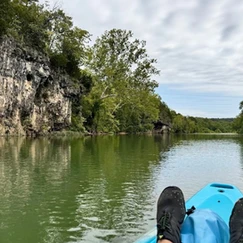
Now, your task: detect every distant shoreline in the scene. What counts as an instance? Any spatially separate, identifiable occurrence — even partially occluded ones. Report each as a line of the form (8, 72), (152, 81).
(193, 133), (239, 135)
(0, 131), (240, 138)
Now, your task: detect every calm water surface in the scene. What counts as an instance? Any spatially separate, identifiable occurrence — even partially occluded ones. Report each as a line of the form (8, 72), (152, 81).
(1, 135), (243, 243)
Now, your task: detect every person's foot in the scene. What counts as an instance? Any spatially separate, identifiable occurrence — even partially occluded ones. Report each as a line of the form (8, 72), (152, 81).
(230, 198), (243, 243)
(156, 186), (186, 243)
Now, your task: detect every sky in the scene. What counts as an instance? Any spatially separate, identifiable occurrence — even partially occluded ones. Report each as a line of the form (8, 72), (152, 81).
(40, 0), (243, 118)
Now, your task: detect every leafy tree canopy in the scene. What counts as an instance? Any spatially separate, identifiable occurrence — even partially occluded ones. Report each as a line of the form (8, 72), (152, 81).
(83, 29), (160, 133)
(233, 101), (243, 134)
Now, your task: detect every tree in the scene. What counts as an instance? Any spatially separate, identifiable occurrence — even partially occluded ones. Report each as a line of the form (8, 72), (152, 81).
(48, 9), (90, 78)
(240, 101), (243, 114)
(7, 0), (50, 49)
(84, 29), (160, 133)
(172, 114), (186, 133)
(233, 115), (243, 134)
(159, 101), (173, 125)
(0, 0), (12, 36)
(1, 0), (90, 73)
(233, 101), (243, 134)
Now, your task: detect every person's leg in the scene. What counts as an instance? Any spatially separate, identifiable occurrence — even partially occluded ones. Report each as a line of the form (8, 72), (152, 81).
(229, 198), (243, 243)
(156, 186), (186, 243)
(158, 240), (173, 243)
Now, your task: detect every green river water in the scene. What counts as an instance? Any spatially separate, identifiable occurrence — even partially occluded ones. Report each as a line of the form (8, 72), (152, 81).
(1, 134), (243, 243)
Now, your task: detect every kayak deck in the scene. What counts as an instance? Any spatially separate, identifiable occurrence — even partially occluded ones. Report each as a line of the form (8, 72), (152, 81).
(134, 182), (243, 243)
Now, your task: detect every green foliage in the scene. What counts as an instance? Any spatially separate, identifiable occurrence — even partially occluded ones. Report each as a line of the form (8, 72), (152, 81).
(159, 101), (173, 125)
(1, 0), (90, 79)
(239, 101), (243, 112)
(171, 113), (234, 134)
(8, 0), (50, 49)
(233, 115), (243, 134)
(71, 115), (85, 132)
(83, 29), (160, 133)
(70, 70), (94, 131)
(48, 9), (90, 78)
(0, 0), (12, 36)
(233, 101), (243, 134)
(172, 114), (188, 133)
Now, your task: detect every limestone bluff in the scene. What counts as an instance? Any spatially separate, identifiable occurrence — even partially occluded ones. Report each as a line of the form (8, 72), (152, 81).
(0, 37), (81, 136)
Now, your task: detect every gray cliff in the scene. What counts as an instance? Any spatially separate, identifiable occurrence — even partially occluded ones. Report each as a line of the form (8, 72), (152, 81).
(0, 37), (80, 135)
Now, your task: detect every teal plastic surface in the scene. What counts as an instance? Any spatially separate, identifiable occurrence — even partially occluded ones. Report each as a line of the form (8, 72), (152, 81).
(134, 182), (243, 243)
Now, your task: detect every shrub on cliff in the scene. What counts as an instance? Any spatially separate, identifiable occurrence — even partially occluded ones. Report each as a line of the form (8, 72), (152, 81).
(0, 0), (90, 80)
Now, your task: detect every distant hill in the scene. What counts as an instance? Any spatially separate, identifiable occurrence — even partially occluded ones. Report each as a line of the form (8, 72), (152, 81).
(158, 104), (234, 134)
(210, 118), (234, 122)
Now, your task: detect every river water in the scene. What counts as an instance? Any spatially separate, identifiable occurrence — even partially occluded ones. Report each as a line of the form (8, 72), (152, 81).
(1, 135), (243, 243)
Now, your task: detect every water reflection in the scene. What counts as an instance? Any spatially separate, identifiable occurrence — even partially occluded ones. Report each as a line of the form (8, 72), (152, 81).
(0, 135), (172, 243)
(1, 135), (243, 243)
(0, 137), (74, 243)
(69, 135), (171, 242)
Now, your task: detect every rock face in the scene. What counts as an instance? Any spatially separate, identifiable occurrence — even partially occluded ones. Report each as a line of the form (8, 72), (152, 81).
(0, 37), (79, 135)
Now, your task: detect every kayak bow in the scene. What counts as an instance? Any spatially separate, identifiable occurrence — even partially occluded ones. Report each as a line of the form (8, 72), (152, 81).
(134, 182), (243, 243)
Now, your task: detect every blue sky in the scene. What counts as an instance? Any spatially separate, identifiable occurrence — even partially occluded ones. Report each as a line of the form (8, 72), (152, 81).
(41, 0), (243, 118)
(157, 86), (242, 118)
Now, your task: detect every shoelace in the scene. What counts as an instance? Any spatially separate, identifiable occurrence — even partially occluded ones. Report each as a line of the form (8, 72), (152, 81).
(238, 232), (243, 243)
(158, 211), (172, 233)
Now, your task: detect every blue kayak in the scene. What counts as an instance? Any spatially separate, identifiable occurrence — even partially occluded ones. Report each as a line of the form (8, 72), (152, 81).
(134, 182), (243, 243)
